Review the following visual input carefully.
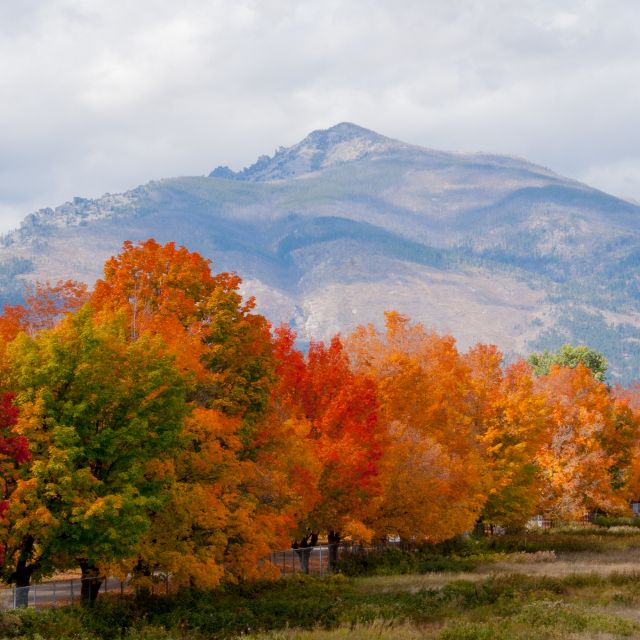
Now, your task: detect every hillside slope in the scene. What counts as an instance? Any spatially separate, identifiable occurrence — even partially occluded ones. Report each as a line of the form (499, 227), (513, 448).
(2, 123), (640, 380)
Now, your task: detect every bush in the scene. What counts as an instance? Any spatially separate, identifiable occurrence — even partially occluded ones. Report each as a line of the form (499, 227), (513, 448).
(335, 546), (481, 577)
(594, 515), (640, 528)
(0, 607), (89, 640)
(79, 598), (138, 639)
(479, 533), (606, 553)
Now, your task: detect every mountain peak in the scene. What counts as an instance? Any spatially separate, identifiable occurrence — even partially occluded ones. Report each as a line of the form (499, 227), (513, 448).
(303, 121), (386, 144)
(209, 122), (400, 182)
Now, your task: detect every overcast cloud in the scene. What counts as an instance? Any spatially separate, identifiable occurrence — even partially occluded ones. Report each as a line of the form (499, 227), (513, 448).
(1, 0), (639, 232)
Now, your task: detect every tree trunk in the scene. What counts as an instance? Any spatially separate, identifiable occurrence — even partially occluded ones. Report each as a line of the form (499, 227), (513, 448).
(327, 531), (341, 571)
(12, 536), (36, 607)
(133, 557), (153, 599)
(293, 546), (312, 574)
(79, 559), (102, 604)
(292, 532), (318, 574)
(13, 559), (33, 608)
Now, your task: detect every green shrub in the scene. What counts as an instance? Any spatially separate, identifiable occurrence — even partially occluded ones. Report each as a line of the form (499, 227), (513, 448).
(78, 597), (139, 639)
(479, 533), (606, 553)
(335, 545), (482, 577)
(0, 606), (89, 640)
(594, 515), (640, 528)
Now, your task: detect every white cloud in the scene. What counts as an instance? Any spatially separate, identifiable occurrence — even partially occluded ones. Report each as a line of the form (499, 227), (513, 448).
(1, 0), (639, 233)
(579, 157), (640, 203)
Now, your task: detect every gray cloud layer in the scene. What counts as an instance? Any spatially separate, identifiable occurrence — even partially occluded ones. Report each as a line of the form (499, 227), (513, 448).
(1, 0), (639, 232)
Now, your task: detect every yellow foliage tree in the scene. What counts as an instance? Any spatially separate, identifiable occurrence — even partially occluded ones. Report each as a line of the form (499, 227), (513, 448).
(465, 345), (550, 529)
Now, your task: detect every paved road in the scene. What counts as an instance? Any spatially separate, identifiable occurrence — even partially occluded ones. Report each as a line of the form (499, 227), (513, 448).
(0, 576), (127, 610)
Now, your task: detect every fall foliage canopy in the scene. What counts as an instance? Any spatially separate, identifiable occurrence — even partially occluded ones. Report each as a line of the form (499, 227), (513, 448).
(0, 239), (639, 596)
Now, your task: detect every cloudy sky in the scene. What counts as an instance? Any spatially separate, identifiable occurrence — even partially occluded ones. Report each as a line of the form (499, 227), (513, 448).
(1, 0), (639, 233)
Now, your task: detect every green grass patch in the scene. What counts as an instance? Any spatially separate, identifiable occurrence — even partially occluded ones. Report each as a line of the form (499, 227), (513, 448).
(3, 573), (640, 639)
(441, 601), (637, 639)
(334, 529), (640, 578)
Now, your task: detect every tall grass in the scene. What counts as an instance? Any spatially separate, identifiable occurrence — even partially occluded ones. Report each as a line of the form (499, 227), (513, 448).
(4, 529), (640, 639)
(4, 572), (640, 639)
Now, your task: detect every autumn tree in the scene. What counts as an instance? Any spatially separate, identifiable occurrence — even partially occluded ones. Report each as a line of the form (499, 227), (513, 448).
(91, 239), (274, 421)
(534, 364), (639, 518)
(90, 240), (297, 585)
(0, 280), (88, 342)
(347, 312), (487, 543)
(0, 392), (30, 602)
(273, 327), (382, 570)
(0, 279), (89, 603)
(464, 345), (550, 530)
(612, 382), (640, 412)
(3, 307), (187, 602)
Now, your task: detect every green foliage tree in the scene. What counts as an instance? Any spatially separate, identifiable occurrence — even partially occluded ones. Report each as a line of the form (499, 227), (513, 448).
(527, 343), (608, 382)
(3, 307), (187, 602)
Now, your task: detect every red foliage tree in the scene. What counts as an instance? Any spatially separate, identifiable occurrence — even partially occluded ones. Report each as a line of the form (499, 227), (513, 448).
(273, 326), (383, 568)
(0, 392), (29, 565)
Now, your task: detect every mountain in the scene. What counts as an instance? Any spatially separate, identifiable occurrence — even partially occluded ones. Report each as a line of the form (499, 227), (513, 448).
(2, 122), (640, 381)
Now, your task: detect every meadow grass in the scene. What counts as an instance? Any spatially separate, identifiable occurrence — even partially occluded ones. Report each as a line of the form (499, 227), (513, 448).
(4, 530), (640, 639)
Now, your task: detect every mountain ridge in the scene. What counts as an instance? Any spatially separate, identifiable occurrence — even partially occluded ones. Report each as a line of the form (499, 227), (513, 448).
(208, 122), (569, 185)
(2, 123), (640, 381)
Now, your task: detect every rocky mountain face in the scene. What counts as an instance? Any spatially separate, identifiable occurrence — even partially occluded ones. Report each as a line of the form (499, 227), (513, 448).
(2, 122), (640, 381)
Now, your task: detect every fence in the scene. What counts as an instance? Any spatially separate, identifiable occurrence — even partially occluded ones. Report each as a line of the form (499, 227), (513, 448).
(0, 576), (130, 611)
(268, 540), (416, 577)
(524, 514), (594, 530)
(0, 544), (357, 610)
(269, 544), (333, 577)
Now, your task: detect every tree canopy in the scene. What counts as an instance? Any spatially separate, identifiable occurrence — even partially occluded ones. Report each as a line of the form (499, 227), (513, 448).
(1, 239), (639, 598)
(527, 344), (608, 382)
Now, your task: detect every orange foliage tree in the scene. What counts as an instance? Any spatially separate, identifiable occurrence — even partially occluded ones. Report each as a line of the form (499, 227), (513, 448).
(613, 382), (640, 412)
(535, 364), (640, 518)
(464, 345), (550, 529)
(90, 239), (298, 585)
(0, 280), (88, 358)
(347, 312), (488, 542)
